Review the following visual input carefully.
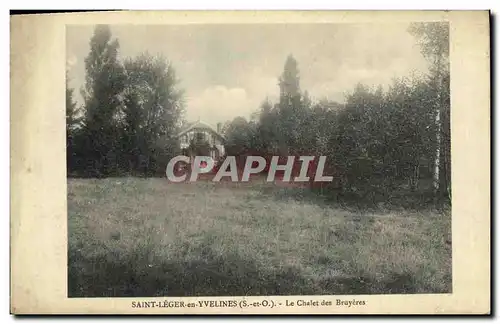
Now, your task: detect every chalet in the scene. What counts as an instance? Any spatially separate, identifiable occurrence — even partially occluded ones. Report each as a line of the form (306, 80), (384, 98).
(175, 119), (226, 163)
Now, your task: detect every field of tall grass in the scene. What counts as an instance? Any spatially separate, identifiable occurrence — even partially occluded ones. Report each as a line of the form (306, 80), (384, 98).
(68, 177), (451, 297)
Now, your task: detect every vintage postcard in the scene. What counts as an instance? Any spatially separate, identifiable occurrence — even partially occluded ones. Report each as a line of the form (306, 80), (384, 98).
(10, 10), (490, 314)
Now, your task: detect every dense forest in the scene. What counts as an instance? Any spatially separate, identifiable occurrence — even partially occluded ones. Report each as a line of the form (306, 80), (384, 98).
(66, 23), (451, 207)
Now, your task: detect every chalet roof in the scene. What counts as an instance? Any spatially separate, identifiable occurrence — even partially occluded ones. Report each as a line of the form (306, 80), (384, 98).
(176, 120), (225, 140)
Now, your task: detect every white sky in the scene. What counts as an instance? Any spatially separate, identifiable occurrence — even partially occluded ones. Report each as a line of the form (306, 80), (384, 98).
(66, 23), (430, 126)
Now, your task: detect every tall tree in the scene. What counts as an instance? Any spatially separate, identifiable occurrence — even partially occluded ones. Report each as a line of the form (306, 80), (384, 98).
(409, 22), (450, 198)
(121, 52), (185, 175)
(279, 54), (300, 99)
(81, 24), (126, 176)
(277, 54), (308, 155)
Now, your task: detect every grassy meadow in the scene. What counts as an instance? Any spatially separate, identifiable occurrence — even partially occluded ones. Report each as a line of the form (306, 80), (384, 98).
(68, 177), (451, 297)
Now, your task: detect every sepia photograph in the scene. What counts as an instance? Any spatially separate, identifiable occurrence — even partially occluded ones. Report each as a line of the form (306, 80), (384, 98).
(10, 10), (490, 315)
(66, 22), (452, 297)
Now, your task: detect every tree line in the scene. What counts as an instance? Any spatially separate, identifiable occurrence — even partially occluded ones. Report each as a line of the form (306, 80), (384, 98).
(221, 22), (450, 207)
(66, 25), (184, 177)
(67, 23), (451, 207)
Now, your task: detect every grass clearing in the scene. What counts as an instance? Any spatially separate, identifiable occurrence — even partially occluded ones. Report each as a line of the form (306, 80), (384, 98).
(68, 177), (451, 297)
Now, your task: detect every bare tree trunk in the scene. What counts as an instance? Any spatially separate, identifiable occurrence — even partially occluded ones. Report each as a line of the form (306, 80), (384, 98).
(443, 143), (451, 200)
(442, 120), (452, 201)
(433, 105), (441, 194)
(433, 52), (443, 198)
